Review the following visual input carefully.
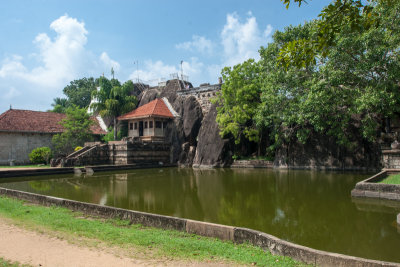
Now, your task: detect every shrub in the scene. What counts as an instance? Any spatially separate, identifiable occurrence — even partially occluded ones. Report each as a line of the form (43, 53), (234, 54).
(29, 147), (52, 164)
(74, 146), (83, 152)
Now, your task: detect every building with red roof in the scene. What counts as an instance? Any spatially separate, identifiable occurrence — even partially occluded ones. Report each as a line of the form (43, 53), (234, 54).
(118, 98), (176, 142)
(0, 108), (107, 165)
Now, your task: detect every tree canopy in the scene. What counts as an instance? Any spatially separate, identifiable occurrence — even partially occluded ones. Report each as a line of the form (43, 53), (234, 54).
(52, 105), (94, 155)
(90, 77), (137, 140)
(51, 77), (97, 113)
(216, 0), (400, 156)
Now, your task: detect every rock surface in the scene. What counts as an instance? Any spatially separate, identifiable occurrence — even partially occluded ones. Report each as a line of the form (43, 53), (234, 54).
(274, 131), (382, 171)
(136, 80), (226, 167)
(192, 104), (233, 168)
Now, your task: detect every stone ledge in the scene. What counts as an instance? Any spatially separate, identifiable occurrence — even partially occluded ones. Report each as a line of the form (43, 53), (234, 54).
(186, 220), (234, 241)
(351, 170), (400, 202)
(0, 167), (77, 178)
(1, 187), (399, 267)
(230, 160), (273, 168)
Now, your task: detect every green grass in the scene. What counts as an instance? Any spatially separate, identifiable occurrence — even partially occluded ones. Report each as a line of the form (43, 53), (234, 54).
(0, 165), (50, 169)
(379, 174), (400, 185)
(0, 258), (28, 267)
(0, 196), (306, 267)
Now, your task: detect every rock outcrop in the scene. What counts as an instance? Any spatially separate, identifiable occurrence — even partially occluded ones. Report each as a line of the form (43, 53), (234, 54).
(192, 104), (233, 168)
(137, 80), (211, 166)
(274, 131), (382, 171)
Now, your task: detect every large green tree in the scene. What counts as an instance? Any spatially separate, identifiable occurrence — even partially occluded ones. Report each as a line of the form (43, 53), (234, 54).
(50, 77), (97, 113)
(215, 0), (400, 156)
(52, 105), (94, 155)
(90, 77), (137, 140)
(213, 59), (262, 145)
(258, 0), (400, 147)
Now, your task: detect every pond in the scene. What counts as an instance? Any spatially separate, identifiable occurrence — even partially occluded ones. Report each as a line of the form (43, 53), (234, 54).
(0, 168), (399, 263)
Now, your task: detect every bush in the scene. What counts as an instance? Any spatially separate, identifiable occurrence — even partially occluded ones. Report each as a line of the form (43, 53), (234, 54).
(74, 146), (83, 151)
(29, 147), (52, 164)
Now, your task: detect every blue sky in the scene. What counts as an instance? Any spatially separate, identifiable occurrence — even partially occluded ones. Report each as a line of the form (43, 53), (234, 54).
(0, 0), (331, 112)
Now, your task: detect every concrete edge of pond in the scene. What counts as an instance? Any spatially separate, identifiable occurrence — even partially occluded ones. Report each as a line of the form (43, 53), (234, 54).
(351, 169), (400, 201)
(0, 163), (177, 178)
(0, 187), (399, 267)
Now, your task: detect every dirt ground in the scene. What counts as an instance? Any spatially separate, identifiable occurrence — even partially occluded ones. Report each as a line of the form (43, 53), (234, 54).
(0, 218), (232, 267)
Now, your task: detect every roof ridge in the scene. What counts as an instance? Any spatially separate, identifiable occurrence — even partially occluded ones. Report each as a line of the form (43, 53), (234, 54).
(151, 99), (159, 114)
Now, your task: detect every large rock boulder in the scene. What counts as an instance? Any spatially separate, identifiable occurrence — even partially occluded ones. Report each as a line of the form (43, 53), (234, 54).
(136, 80), (202, 166)
(274, 131), (382, 171)
(193, 104), (233, 168)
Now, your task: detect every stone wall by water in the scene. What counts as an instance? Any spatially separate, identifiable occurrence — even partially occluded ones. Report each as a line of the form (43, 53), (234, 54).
(60, 141), (171, 167)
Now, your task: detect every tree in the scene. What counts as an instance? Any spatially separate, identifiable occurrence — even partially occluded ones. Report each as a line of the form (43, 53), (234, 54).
(90, 77), (137, 140)
(50, 77), (97, 113)
(213, 59), (262, 145)
(63, 77), (97, 108)
(257, 0), (400, 147)
(51, 97), (69, 113)
(279, 0), (378, 69)
(52, 105), (94, 155)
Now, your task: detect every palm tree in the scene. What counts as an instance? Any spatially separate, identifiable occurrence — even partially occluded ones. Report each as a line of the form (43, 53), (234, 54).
(91, 77), (137, 140)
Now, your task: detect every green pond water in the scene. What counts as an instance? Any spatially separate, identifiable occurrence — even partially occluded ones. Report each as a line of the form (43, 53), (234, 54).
(1, 168), (400, 263)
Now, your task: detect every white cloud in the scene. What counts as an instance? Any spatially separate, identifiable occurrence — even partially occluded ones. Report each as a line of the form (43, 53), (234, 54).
(172, 12), (273, 85)
(100, 52), (120, 72)
(128, 58), (206, 86)
(0, 14), (120, 112)
(221, 12), (273, 66)
(175, 35), (214, 55)
(4, 87), (21, 100)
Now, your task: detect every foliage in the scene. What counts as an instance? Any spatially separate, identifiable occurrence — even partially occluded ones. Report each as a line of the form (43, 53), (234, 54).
(213, 59), (262, 144)
(28, 147), (52, 164)
(215, 0), (400, 153)
(52, 105), (94, 155)
(278, 0), (382, 69)
(50, 77), (97, 113)
(0, 196), (305, 266)
(51, 97), (69, 113)
(90, 77), (137, 140)
(101, 127), (126, 142)
(74, 146), (83, 152)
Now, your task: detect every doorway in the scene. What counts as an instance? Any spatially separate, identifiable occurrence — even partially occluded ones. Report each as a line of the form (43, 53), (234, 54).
(139, 121), (144, 136)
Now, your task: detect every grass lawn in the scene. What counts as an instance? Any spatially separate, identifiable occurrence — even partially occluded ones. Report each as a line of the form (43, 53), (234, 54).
(379, 174), (400, 185)
(0, 196), (307, 267)
(0, 165), (50, 169)
(0, 257), (26, 267)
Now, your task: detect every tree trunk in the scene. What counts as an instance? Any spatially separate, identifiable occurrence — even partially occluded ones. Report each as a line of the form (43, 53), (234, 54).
(113, 117), (117, 141)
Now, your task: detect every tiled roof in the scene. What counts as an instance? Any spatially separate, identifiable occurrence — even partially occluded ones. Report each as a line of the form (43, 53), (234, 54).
(0, 109), (107, 135)
(118, 98), (174, 120)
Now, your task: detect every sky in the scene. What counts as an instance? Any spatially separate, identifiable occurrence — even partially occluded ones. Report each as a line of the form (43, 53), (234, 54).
(0, 0), (331, 112)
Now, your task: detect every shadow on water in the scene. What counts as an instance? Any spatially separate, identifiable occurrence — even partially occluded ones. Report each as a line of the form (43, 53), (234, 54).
(0, 168), (399, 263)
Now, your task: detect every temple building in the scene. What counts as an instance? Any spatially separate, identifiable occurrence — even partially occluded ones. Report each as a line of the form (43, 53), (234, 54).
(117, 98), (177, 142)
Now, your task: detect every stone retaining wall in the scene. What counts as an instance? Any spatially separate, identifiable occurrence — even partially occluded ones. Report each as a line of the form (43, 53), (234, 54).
(351, 170), (400, 201)
(0, 187), (398, 267)
(230, 160), (273, 168)
(63, 141), (171, 166)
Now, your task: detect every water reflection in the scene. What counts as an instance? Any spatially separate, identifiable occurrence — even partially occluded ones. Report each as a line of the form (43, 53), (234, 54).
(1, 168), (399, 263)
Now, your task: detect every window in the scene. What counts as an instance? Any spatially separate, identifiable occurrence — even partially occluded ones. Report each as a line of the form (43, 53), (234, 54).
(134, 122), (137, 130)
(144, 121), (148, 128)
(155, 121), (162, 128)
(149, 121), (153, 128)
(129, 123), (133, 130)
(163, 121), (168, 128)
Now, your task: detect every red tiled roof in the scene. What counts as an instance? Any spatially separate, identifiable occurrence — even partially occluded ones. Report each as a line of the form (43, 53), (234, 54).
(118, 98), (174, 120)
(0, 109), (107, 135)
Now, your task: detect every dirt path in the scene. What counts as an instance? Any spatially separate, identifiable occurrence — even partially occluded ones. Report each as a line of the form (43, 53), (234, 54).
(0, 218), (230, 267)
